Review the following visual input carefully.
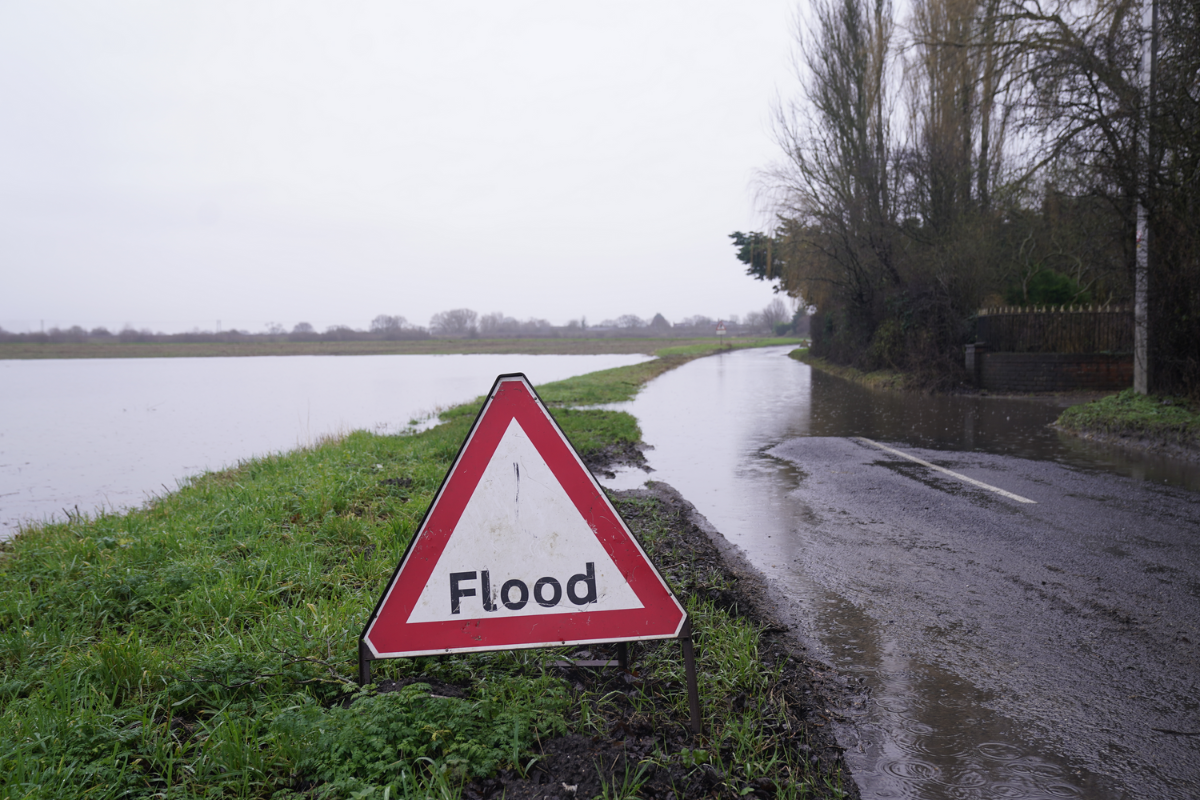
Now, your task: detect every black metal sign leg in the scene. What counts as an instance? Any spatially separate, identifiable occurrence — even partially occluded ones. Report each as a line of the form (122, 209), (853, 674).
(358, 640), (373, 687)
(681, 628), (702, 735)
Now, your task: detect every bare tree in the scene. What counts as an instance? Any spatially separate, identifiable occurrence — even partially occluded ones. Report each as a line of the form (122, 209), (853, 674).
(430, 308), (478, 337)
(479, 312), (519, 335)
(743, 311), (768, 332)
(898, 0), (1027, 226)
(288, 321), (317, 342)
(370, 314), (408, 333)
(324, 325), (358, 341)
(521, 318), (553, 332)
(677, 315), (716, 329)
(1005, 0), (1200, 393)
(761, 298), (792, 328)
(763, 0), (898, 315)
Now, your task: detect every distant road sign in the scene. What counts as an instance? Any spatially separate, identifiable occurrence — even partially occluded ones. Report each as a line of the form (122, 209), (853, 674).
(716, 322), (727, 336)
(362, 374), (686, 658)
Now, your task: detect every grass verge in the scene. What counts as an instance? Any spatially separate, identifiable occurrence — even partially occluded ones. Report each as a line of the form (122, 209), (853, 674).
(1055, 389), (1200, 455)
(0, 341), (851, 799)
(787, 349), (911, 391)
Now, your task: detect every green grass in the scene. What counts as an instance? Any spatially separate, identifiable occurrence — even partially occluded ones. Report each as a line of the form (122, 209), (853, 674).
(0, 414), (571, 799)
(0, 339), (840, 799)
(1056, 388), (1200, 447)
(548, 408), (642, 454)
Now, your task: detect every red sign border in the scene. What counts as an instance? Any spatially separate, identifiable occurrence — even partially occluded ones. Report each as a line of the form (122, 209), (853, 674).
(361, 373), (687, 658)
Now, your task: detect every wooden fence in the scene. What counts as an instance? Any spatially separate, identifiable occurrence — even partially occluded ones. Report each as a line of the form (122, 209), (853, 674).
(975, 305), (1133, 354)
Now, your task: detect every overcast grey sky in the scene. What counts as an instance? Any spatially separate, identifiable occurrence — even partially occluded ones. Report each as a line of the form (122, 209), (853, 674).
(1, 1), (799, 334)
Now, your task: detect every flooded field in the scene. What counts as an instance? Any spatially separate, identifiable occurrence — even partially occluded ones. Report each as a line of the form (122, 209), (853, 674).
(0, 352), (650, 536)
(602, 346), (1199, 800)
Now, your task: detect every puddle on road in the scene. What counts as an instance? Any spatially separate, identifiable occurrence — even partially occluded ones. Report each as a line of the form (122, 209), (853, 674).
(597, 346), (1168, 799)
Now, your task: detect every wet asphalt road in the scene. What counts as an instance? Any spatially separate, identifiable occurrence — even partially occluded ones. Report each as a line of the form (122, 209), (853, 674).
(766, 436), (1200, 798)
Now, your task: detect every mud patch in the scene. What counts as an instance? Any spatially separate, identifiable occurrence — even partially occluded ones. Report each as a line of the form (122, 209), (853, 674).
(581, 441), (653, 479)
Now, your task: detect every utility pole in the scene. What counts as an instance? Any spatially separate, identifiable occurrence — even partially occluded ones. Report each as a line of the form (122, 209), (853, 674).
(1134, 0), (1158, 394)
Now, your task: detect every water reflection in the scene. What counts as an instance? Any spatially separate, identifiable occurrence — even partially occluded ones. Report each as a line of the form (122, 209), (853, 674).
(610, 347), (1198, 496)
(601, 346), (1165, 799)
(759, 536), (1126, 799)
(803, 369), (1200, 491)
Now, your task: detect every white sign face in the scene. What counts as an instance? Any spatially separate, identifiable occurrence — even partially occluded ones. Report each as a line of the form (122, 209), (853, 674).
(407, 418), (644, 623)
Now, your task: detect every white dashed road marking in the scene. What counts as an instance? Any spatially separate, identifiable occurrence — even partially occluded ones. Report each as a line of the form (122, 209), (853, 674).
(854, 437), (1038, 504)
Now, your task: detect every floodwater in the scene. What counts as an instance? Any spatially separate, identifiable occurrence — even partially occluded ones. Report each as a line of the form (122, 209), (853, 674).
(0, 352), (650, 536)
(601, 346), (1199, 800)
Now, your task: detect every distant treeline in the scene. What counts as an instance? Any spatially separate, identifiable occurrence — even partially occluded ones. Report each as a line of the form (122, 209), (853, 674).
(1, 302), (808, 345)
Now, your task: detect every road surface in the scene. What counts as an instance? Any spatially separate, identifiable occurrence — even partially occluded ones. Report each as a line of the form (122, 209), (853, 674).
(763, 436), (1200, 799)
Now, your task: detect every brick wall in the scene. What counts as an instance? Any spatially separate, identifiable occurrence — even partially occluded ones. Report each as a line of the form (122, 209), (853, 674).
(979, 352), (1133, 392)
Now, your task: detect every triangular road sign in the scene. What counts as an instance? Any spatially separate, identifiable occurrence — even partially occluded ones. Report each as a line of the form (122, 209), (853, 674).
(362, 373), (687, 658)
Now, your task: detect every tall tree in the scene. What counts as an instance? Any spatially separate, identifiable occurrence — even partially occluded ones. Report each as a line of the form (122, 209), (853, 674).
(904, 0), (1024, 230)
(764, 0), (898, 315)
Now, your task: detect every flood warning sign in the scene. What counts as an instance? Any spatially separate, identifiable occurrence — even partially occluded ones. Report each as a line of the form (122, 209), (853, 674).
(361, 374), (686, 658)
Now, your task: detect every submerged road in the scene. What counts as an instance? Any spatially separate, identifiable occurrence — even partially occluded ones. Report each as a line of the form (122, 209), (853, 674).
(603, 346), (1200, 799)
